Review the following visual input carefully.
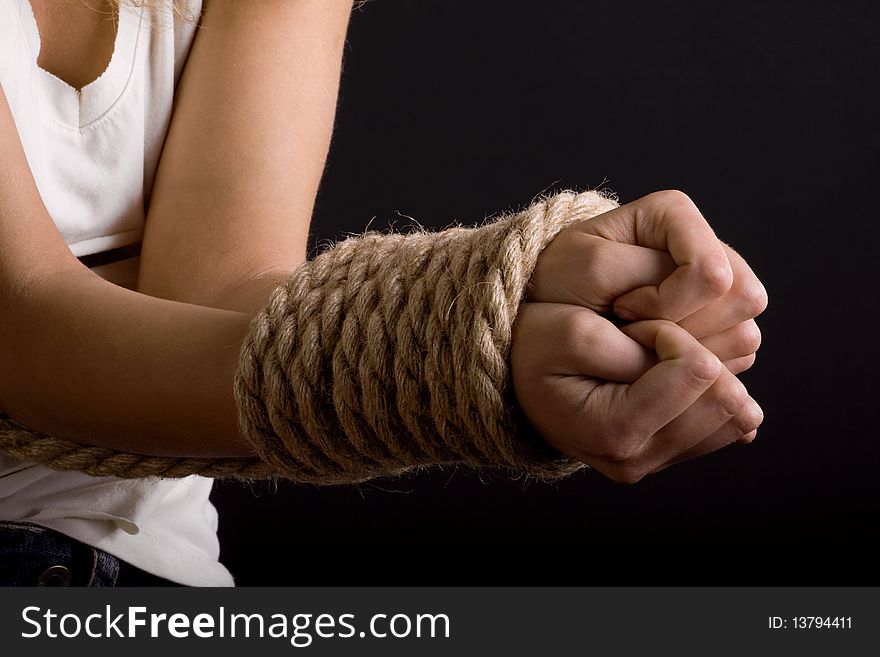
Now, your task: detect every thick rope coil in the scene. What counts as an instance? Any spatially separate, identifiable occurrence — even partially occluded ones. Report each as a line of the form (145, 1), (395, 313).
(234, 189), (618, 483)
(0, 190), (618, 481)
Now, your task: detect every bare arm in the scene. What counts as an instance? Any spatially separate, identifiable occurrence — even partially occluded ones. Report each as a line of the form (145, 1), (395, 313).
(139, 0), (352, 313)
(0, 82), (250, 456)
(0, 1), (352, 456)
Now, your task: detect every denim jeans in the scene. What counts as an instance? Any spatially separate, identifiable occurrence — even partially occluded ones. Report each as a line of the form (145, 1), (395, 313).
(0, 521), (180, 587)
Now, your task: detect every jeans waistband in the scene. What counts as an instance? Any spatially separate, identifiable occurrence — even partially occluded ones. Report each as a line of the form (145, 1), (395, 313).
(0, 520), (179, 587)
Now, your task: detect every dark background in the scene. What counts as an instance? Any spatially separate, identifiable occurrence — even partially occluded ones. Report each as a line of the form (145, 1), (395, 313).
(212, 0), (879, 585)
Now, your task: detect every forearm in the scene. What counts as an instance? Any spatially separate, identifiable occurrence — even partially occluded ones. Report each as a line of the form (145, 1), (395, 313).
(0, 267), (256, 458)
(1, 2), (347, 455)
(3, 191), (619, 482)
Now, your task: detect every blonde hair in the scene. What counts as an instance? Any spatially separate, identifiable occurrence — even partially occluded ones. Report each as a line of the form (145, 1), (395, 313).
(95, 0), (192, 22)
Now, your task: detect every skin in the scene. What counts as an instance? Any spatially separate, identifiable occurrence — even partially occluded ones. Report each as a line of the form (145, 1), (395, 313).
(29, 0), (118, 93)
(0, 0), (353, 456)
(0, 1), (766, 482)
(514, 191), (768, 483)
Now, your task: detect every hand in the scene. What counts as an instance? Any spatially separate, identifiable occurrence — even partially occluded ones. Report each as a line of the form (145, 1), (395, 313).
(528, 190), (768, 373)
(511, 305), (764, 483)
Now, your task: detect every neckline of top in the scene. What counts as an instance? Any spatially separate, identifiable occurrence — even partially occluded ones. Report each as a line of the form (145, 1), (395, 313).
(17, 1), (144, 130)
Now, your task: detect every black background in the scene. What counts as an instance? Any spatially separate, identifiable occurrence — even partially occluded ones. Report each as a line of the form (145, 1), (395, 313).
(211, 0), (880, 585)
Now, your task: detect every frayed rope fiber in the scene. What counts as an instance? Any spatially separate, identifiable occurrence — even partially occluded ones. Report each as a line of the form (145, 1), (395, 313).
(0, 190), (618, 481)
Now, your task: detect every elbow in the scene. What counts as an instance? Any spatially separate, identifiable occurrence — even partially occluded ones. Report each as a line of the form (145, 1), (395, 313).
(139, 256), (303, 315)
(0, 266), (95, 432)
(0, 286), (51, 429)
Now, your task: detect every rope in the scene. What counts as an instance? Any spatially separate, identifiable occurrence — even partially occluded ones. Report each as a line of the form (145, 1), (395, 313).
(0, 414), (271, 479)
(0, 190), (618, 482)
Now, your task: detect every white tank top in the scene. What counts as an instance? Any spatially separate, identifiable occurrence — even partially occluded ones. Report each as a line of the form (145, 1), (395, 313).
(0, 0), (234, 586)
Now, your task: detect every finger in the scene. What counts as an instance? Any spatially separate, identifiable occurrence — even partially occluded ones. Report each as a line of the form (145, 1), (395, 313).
(723, 354), (756, 375)
(528, 232), (676, 311)
(519, 303), (656, 383)
(593, 373), (752, 482)
(650, 398), (764, 473)
(631, 368), (751, 471)
(597, 191), (733, 321)
(587, 320), (722, 457)
(678, 245), (769, 338)
(739, 429), (758, 444)
(698, 319), (762, 361)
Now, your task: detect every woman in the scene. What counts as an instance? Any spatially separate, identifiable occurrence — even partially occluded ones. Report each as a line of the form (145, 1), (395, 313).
(0, 0), (766, 586)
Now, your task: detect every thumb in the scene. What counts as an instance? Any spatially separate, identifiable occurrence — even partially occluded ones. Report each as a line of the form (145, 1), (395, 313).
(578, 191), (734, 321)
(613, 320), (723, 438)
(530, 231), (676, 312)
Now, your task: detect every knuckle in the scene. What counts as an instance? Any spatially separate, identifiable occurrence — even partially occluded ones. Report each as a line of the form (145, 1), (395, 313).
(728, 320), (762, 356)
(653, 189), (696, 210)
(558, 310), (601, 351)
(711, 375), (750, 417)
(739, 320), (763, 354)
(695, 253), (735, 297)
(591, 412), (645, 463)
(596, 429), (640, 463)
(683, 352), (722, 384)
(740, 401), (765, 433)
(739, 280), (769, 317)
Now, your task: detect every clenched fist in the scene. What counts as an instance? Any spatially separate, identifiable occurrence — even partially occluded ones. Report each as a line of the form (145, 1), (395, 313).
(512, 190), (767, 482)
